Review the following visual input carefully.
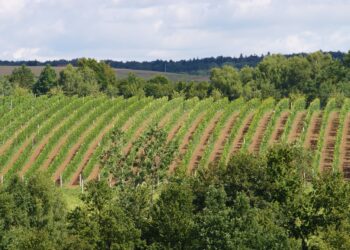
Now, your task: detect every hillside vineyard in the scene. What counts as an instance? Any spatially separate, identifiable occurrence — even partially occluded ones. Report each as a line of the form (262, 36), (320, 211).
(1, 95), (349, 186)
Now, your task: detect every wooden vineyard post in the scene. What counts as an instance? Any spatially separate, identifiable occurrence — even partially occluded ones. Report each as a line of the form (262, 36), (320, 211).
(81, 178), (84, 193)
(79, 174), (82, 187)
(60, 175), (63, 188)
(98, 173), (101, 182)
(0, 175), (3, 185)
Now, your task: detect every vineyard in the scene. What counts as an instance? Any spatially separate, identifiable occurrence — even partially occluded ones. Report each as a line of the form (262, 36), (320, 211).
(1, 95), (349, 186)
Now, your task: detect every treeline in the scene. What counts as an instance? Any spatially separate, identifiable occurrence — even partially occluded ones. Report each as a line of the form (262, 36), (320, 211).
(1, 51), (350, 105)
(0, 51), (345, 74)
(1, 140), (350, 249)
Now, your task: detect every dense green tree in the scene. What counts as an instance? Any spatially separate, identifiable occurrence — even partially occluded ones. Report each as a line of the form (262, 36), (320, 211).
(0, 174), (67, 250)
(33, 65), (57, 95)
(101, 126), (178, 188)
(9, 65), (35, 89)
(117, 73), (145, 98)
(67, 181), (142, 249)
(77, 58), (118, 91)
(147, 182), (195, 249)
(210, 65), (243, 99)
(0, 77), (14, 96)
(145, 76), (174, 98)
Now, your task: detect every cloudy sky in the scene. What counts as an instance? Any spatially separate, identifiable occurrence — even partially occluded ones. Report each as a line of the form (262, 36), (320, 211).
(0, 0), (349, 61)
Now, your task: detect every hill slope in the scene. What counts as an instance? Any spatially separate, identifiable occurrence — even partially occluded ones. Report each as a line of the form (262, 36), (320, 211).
(0, 95), (348, 186)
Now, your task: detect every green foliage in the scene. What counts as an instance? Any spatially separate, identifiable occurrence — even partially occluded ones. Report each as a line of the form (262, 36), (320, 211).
(210, 65), (243, 100)
(102, 126), (178, 187)
(9, 65), (35, 89)
(0, 77), (14, 96)
(33, 65), (58, 95)
(0, 173), (67, 249)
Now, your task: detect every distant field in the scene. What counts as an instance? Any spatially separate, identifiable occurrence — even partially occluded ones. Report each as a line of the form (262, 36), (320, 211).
(0, 66), (209, 82)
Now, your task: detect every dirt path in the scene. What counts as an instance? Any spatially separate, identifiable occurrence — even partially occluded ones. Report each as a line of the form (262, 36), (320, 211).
(248, 112), (273, 154)
(1, 137), (31, 176)
(269, 111), (290, 145)
(304, 112), (322, 150)
(319, 112), (340, 172)
(229, 113), (255, 156)
(340, 113), (350, 179)
(187, 112), (222, 173)
(168, 113), (206, 172)
(287, 111), (307, 143)
(208, 112), (239, 164)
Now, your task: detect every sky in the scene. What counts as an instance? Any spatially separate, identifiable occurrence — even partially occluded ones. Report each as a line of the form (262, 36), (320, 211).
(0, 0), (349, 61)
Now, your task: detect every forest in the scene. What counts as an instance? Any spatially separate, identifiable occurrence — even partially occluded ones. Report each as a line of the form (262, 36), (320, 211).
(0, 51), (345, 74)
(1, 51), (350, 106)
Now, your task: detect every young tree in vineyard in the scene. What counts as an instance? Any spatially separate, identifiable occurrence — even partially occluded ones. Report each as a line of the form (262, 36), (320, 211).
(101, 126), (178, 188)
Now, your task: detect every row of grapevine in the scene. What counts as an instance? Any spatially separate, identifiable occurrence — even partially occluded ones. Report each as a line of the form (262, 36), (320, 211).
(73, 97), (180, 183)
(332, 99), (350, 172)
(25, 97), (99, 177)
(298, 99), (321, 145)
(241, 97), (275, 152)
(312, 98), (338, 172)
(259, 98), (290, 153)
(0, 97), (67, 174)
(219, 98), (261, 165)
(83, 97), (159, 179)
(61, 97), (129, 182)
(6, 97), (83, 178)
(0, 96), (56, 149)
(199, 98), (244, 169)
(46, 98), (112, 177)
(280, 97), (306, 141)
(180, 99), (225, 172)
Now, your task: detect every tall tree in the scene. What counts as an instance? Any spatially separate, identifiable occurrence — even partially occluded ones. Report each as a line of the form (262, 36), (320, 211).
(9, 65), (35, 89)
(33, 65), (57, 95)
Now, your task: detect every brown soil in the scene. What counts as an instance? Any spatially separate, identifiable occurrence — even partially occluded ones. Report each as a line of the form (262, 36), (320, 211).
(287, 111), (307, 143)
(269, 111), (290, 145)
(208, 112), (239, 164)
(304, 112), (322, 150)
(229, 113), (255, 156)
(248, 112), (273, 154)
(168, 113), (206, 172)
(340, 113), (350, 179)
(187, 112), (222, 173)
(319, 112), (340, 172)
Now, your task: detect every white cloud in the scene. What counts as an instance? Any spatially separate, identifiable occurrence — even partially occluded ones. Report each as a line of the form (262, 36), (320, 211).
(12, 48), (40, 60)
(0, 0), (26, 18)
(0, 0), (349, 61)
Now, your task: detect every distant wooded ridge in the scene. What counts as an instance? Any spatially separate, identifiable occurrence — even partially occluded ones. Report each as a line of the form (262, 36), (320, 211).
(0, 51), (345, 74)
